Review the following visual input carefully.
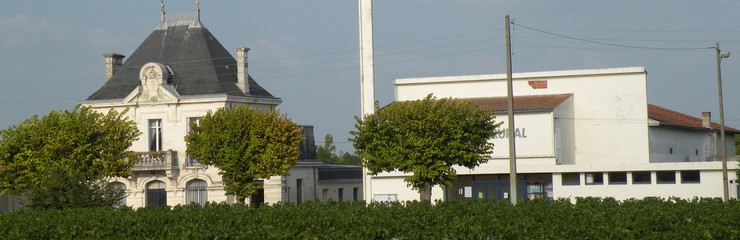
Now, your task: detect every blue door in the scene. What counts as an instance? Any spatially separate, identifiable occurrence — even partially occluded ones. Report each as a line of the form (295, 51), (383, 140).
(472, 181), (527, 201)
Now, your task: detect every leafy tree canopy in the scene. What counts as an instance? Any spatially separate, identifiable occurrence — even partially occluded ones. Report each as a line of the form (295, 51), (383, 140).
(185, 106), (303, 201)
(316, 134), (360, 165)
(0, 105), (140, 208)
(350, 94), (500, 202)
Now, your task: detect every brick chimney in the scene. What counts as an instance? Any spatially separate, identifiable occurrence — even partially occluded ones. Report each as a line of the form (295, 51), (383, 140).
(235, 47), (250, 94)
(702, 112), (711, 129)
(104, 53), (125, 81)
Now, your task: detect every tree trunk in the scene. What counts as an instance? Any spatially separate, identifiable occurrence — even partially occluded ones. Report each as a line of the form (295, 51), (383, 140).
(419, 182), (433, 203)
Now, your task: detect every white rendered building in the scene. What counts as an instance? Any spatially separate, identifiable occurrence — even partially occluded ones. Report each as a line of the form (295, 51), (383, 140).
(77, 5), (361, 208)
(369, 67), (739, 202)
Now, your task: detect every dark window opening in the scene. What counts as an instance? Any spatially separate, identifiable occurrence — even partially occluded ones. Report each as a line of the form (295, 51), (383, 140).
(656, 171), (676, 184)
(146, 181), (167, 207)
(608, 172), (627, 185)
(296, 179), (303, 204)
(680, 171), (701, 183)
(632, 171), (652, 184)
(585, 172), (604, 185)
(562, 173), (580, 186)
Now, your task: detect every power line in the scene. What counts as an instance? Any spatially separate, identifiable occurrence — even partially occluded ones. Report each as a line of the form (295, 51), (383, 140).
(513, 35), (740, 44)
(511, 21), (711, 51)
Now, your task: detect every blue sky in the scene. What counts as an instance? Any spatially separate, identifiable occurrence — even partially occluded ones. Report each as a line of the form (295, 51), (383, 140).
(2, 1), (740, 152)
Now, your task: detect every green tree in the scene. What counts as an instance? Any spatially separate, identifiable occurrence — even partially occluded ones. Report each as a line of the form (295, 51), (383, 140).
(0, 105), (140, 209)
(185, 106), (303, 202)
(336, 151), (361, 165)
(315, 134), (361, 165)
(26, 171), (127, 210)
(316, 134), (338, 163)
(350, 94), (500, 202)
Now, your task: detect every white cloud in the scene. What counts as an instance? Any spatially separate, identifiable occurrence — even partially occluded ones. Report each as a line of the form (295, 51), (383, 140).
(0, 14), (69, 48)
(254, 36), (304, 69)
(408, 0), (504, 6)
(86, 28), (121, 48)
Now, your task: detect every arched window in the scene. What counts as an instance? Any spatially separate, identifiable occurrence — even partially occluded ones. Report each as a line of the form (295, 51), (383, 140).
(186, 179), (208, 205)
(109, 182), (127, 207)
(146, 181), (167, 207)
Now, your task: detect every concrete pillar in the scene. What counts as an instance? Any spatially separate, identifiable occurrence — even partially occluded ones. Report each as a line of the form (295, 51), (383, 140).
(263, 176), (285, 205)
(104, 53), (125, 81)
(235, 47), (250, 94)
(359, 0), (376, 202)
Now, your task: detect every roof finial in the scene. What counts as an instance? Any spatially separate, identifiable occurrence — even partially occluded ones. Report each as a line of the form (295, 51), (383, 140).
(194, 0), (202, 27)
(160, 0), (166, 26)
(196, 0), (201, 19)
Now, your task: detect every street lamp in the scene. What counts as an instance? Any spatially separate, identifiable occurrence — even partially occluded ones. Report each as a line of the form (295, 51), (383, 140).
(715, 42), (730, 201)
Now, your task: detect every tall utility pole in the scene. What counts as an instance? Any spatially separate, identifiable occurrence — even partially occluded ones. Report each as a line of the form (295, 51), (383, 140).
(359, 0), (376, 202)
(714, 42), (730, 201)
(505, 15), (518, 204)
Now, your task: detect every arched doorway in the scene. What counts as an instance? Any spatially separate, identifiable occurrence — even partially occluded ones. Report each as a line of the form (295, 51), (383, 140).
(146, 181), (167, 207)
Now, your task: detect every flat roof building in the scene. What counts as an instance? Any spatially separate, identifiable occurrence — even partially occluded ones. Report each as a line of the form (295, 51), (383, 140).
(369, 67), (739, 201)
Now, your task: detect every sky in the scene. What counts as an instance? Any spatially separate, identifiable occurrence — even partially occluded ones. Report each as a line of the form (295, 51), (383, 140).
(2, 1), (740, 152)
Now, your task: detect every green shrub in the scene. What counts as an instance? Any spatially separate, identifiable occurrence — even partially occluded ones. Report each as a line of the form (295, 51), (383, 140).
(0, 198), (737, 239)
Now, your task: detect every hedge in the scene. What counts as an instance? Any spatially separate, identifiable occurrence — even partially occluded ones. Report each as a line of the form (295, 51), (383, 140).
(0, 197), (738, 239)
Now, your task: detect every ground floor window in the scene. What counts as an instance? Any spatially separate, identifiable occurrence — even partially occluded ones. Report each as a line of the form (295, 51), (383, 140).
(562, 173), (580, 185)
(585, 172), (604, 185)
(680, 171), (700, 183)
(608, 172), (627, 185)
(632, 171), (652, 184)
(656, 171), (676, 184)
(445, 174), (546, 201)
(250, 188), (265, 207)
(186, 179), (208, 205)
(109, 182), (127, 207)
(146, 181), (167, 207)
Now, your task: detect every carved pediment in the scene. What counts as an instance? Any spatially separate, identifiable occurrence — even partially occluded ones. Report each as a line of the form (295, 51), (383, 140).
(123, 62), (180, 104)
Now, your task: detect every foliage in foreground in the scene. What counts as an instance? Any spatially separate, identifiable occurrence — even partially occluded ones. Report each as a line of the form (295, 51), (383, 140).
(351, 94), (501, 201)
(0, 105), (139, 209)
(185, 106), (303, 201)
(1, 197), (737, 239)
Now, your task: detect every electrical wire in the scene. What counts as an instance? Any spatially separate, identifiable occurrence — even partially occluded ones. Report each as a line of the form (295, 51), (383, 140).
(510, 21), (712, 51)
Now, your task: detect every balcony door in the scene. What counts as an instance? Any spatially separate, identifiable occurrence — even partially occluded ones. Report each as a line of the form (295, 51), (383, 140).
(149, 119), (163, 151)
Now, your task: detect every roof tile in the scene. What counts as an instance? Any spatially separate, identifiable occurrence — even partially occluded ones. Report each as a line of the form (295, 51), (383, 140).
(648, 104), (740, 133)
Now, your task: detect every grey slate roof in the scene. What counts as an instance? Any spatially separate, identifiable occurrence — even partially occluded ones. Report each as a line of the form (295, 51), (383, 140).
(87, 24), (275, 100)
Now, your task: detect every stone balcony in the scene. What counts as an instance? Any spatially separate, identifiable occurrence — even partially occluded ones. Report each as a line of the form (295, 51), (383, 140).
(131, 150), (177, 177)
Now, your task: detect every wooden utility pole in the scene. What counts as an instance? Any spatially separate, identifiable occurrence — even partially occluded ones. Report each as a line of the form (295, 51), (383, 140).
(505, 15), (518, 204)
(715, 42), (730, 201)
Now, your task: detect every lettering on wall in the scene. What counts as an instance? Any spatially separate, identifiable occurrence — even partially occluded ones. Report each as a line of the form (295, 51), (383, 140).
(493, 128), (528, 139)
